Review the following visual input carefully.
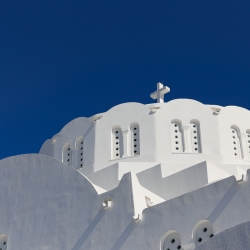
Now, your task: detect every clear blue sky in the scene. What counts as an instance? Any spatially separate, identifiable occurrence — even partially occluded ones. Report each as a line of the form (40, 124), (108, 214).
(0, 1), (250, 159)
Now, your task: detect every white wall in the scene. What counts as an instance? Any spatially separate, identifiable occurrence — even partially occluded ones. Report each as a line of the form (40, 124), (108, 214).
(1, 154), (250, 249)
(39, 99), (250, 175)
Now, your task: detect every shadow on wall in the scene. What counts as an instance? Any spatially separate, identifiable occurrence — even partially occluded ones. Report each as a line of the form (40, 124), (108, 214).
(71, 209), (106, 250)
(110, 221), (136, 250)
(71, 210), (136, 250)
(207, 181), (240, 224)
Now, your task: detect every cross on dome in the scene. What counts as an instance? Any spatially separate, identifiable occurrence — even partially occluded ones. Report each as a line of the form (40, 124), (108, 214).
(150, 82), (170, 103)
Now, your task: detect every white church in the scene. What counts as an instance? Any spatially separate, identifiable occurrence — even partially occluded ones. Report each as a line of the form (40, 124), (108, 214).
(1, 83), (250, 250)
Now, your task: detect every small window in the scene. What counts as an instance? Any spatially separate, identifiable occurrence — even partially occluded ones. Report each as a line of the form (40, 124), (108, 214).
(193, 220), (214, 247)
(0, 234), (7, 250)
(247, 130), (250, 160)
(171, 121), (184, 153)
(75, 136), (84, 169)
(112, 126), (123, 159)
(161, 231), (182, 250)
(62, 142), (72, 165)
(190, 120), (202, 153)
(231, 126), (243, 159)
(130, 123), (140, 156)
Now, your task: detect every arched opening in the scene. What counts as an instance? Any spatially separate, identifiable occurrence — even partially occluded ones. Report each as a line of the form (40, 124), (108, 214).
(231, 125), (243, 159)
(192, 220), (214, 247)
(75, 136), (84, 168)
(190, 120), (202, 153)
(62, 142), (72, 165)
(160, 230), (182, 250)
(171, 120), (184, 153)
(130, 123), (140, 156)
(112, 126), (123, 159)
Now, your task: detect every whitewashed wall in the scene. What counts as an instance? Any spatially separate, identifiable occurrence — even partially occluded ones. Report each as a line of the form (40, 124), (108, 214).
(1, 154), (250, 249)
(40, 99), (250, 175)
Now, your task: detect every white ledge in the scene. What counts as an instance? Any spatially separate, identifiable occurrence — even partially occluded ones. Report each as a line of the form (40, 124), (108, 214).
(90, 113), (104, 123)
(109, 155), (140, 162)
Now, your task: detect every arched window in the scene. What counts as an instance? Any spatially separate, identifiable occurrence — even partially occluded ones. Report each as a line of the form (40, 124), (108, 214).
(62, 142), (72, 165)
(75, 136), (84, 168)
(130, 123), (140, 156)
(0, 234), (8, 250)
(246, 130), (250, 160)
(171, 120), (184, 153)
(193, 220), (214, 247)
(161, 230), (182, 250)
(190, 120), (202, 153)
(112, 126), (123, 159)
(231, 126), (243, 159)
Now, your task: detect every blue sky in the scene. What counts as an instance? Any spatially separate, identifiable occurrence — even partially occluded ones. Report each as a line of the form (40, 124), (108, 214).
(0, 1), (250, 159)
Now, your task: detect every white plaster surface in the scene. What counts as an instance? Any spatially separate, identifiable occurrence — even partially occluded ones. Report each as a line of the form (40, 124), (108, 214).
(40, 99), (250, 176)
(1, 97), (250, 249)
(1, 154), (250, 249)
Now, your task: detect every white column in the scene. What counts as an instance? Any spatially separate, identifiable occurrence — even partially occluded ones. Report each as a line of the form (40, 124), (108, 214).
(182, 125), (191, 153)
(71, 146), (78, 169)
(240, 133), (247, 160)
(122, 130), (129, 158)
